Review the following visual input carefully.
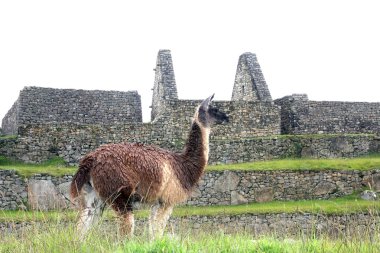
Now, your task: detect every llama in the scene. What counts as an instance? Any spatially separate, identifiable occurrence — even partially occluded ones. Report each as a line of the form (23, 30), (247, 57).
(70, 94), (228, 238)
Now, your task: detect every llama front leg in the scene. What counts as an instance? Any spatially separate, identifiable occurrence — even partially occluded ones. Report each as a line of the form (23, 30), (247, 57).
(149, 202), (173, 239)
(77, 183), (104, 238)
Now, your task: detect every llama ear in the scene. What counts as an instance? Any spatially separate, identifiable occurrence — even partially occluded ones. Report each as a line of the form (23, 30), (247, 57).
(200, 94), (214, 109)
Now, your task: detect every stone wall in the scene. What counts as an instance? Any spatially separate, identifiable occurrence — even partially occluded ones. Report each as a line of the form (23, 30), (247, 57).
(151, 49), (178, 121)
(210, 134), (380, 164)
(157, 100), (281, 139)
(1, 87), (142, 135)
(1, 168), (378, 210)
(2, 213), (378, 238)
(231, 53), (272, 102)
(187, 169), (380, 206)
(168, 213), (378, 237)
(0, 170), (27, 210)
(275, 95), (380, 135)
(1, 99), (19, 135)
(0, 170), (74, 210)
(1, 123), (379, 165)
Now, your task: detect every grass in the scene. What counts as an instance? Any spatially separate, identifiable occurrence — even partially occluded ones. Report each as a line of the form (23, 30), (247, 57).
(1, 154), (380, 178)
(0, 135), (17, 140)
(0, 156), (76, 177)
(1, 222), (379, 252)
(207, 154), (380, 171)
(1, 193), (379, 223)
(174, 194), (380, 217)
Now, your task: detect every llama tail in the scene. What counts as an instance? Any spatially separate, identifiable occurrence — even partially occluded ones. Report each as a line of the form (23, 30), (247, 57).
(70, 156), (94, 200)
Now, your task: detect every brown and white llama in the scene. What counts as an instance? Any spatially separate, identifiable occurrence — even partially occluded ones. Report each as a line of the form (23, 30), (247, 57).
(70, 94), (228, 238)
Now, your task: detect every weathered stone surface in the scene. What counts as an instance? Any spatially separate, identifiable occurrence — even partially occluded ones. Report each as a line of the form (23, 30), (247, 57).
(231, 191), (248, 205)
(27, 179), (67, 210)
(313, 182), (337, 196)
(368, 174), (380, 192)
(254, 187), (274, 202)
(361, 190), (377, 200)
(214, 171), (240, 192)
(57, 181), (73, 207)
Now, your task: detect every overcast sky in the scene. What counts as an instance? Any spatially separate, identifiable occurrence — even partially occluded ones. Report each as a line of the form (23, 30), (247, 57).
(1, 0), (379, 123)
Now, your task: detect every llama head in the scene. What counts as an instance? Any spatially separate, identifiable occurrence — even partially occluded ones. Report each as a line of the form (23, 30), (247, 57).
(196, 94), (229, 128)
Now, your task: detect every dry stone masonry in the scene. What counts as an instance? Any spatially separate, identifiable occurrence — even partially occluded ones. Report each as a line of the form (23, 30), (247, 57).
(231, 53), (272, 102)
(187, 169), (380, 206)
(275, 94), (380, 135)
(2, 87), (142, 135)
(2, 213), (378, 238)
(1, 169), (379, 210)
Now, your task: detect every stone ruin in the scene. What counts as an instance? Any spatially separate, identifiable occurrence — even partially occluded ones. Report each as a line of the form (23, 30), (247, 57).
(1, 49), (380, 165)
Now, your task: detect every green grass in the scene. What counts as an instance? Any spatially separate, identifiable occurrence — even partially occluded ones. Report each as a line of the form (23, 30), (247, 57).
(1, 223), (379, 253)
(1, 194), (379, 223)
(207, 155), (380, 171)
(0, 135), (17, 140)
(2, 154), (380, 178)
(0, 156), (76, 177)
(174, 194), (380, 217)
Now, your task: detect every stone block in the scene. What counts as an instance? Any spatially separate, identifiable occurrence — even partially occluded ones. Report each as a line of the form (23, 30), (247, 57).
(361, 190), (377, 200)
(313, 182), (337, 196)
(231, 191), (248, 205)
(27, 179), (67, 211)
(214, 171), (240, 192)
(254, 187), (274, 202)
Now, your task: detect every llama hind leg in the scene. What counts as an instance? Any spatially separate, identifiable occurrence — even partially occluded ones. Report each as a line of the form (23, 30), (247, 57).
(111, 195), (135, 237)
(149, 202), (173, 239)
(119, 211), (134, 237)
(77, 183), (104, 238)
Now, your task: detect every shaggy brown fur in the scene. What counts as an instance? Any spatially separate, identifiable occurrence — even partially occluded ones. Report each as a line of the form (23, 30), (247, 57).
(70, 94), (228, 238)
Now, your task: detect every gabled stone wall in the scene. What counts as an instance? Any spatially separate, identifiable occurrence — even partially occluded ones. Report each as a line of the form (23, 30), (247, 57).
(1, 99), (19, 135)
(231, 53), (272, 102)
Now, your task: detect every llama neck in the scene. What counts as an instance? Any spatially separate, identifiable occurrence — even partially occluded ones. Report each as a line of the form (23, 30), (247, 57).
(184, 120), (210, 164)
(179, 120), (210, 189)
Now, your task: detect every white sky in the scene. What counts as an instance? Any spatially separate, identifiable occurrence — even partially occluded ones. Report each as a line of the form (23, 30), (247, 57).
(0, 0), (379, 123)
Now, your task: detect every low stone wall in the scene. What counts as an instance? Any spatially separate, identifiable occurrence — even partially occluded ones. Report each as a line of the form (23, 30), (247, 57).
(169, 213), (379, 237)
(1, 213), (378, 238)
(210, 134), (380, 164)
(0, 171), (73, 210)
(1, 169), (379, 210)
(1, 124), (379, 165)
(188, 169), (380, 206)
(0, 170), (27, 210)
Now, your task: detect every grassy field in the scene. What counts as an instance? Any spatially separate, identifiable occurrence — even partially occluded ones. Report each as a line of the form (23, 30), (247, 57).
(1, 154), (380, 251)
(1, 193), (379, 223)
(0, 156), (76, 177)
(1, 221), (379, 253)
(1, 154), (380, 177)
(208, 154), (380, 171)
